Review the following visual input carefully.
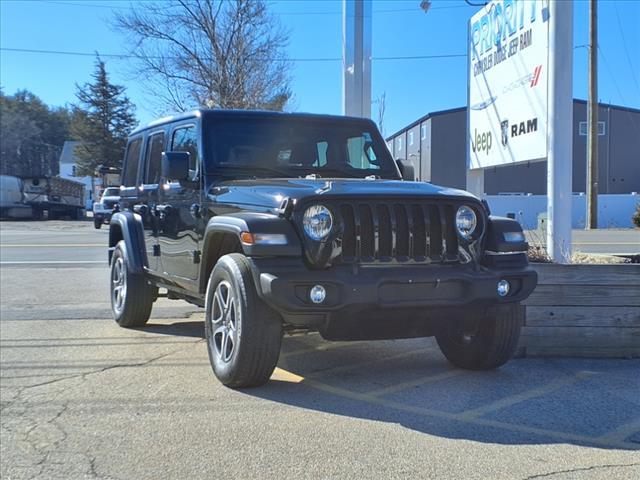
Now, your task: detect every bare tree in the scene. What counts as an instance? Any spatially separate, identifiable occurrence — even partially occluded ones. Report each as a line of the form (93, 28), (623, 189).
(375, 92), (386, 137)
(114, 0), (292, 112)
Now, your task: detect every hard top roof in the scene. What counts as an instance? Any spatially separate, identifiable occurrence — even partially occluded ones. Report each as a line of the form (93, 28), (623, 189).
(129, 109), (376, 136)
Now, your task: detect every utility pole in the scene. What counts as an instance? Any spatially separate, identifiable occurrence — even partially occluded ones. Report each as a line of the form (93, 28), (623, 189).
(586, 0), (598, 229)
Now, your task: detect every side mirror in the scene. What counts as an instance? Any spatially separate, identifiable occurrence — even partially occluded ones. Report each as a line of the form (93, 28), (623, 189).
(395, 159), (415, 181)
(162, 151), (190, 182)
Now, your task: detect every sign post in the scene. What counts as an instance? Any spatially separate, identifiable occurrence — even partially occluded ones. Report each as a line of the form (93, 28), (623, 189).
(467, 0), (572, 263)
(342, 0), (372, 118)
(546, 0), (573, 262)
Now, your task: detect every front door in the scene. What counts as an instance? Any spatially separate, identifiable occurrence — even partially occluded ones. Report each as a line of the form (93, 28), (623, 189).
(157, 123), (202, 286)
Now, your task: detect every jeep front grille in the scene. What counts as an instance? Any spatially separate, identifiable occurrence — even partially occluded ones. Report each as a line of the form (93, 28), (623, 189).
(338, 202), (461, 264)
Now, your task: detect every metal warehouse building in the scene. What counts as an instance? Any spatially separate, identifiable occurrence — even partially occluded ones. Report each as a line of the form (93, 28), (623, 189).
(386, 100), (640, 195)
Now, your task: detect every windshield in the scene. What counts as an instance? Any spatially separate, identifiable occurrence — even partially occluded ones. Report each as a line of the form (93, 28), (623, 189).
(102, 188), (120, 197)
(207, 118), (398, 179)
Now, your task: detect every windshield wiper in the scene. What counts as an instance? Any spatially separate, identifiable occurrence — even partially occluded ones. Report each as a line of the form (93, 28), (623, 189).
(219, 165), (292, 178)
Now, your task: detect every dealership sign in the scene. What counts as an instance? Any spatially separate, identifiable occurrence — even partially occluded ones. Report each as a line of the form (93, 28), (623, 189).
(468, 0), (549, 169)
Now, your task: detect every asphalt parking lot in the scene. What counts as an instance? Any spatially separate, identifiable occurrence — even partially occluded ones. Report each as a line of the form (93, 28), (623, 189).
(1, 221), (639, 479)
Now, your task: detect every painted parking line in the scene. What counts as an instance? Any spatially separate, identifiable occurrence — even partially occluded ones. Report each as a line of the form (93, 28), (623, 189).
(456, 370), (596, 420)
(296, 347), (434, 379)
(366, 369), (466, 397)
(280, 340), (369, 359)
(271, 367), (305, 383)
(271, 367), (637, 450)
(596, 417), (640, 444)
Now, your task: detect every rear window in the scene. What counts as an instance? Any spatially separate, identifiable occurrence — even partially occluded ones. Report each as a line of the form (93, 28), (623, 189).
(122, 138), (142, 187)
(144, 132), (165, 184)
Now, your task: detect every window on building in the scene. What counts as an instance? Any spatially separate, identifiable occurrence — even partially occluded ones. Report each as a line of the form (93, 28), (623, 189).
(398, 137), (403, 151)
(122, 137), (142, 187)
(171, 125), (199, 178)
(421, 125), (427, 140)
(144, 132), (165, 184)
(408, 131), (414, 146)
(579, 121), (605, 136)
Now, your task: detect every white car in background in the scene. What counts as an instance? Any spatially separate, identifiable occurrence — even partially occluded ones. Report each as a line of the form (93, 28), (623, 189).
(92, 187), (120, 229)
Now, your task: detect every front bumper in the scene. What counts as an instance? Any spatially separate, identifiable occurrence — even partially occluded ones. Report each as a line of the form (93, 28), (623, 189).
(93, 207), (113, 220)
(250, 258), (537, 326)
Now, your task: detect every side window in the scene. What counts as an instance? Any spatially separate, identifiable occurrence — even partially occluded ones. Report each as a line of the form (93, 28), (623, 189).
(144, 132), (165, 184)
(346, 134), (380, 170)
(122, 138), (142, 187)
(171, 125), (199, 178)
(316, 141), (328, 167)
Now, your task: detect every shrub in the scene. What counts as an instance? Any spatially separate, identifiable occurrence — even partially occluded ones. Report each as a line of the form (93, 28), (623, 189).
(633, 203), (640, 228)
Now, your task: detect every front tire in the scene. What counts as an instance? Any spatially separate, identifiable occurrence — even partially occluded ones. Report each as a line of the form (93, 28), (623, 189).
(205, 253), (283, 388)
(436, 303), (523, 370)
(110, 240), (156, 327)
(94, 217), (102, 229)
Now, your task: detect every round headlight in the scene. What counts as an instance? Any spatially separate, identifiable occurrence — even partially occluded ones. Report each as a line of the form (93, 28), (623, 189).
(456, 205), (477, 240)
(303, 205), (333, 241)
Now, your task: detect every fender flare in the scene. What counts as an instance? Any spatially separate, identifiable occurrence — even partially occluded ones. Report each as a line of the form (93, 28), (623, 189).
(485, 216), (528, 253)
(198, 212), (302, 293)
(108, 211), (148, 274)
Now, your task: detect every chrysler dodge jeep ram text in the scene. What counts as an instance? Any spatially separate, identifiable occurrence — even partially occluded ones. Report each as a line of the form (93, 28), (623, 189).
(107, 110), (537, 388)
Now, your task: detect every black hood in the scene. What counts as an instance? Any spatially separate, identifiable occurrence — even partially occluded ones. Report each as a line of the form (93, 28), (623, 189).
(207, 178), (478, 211)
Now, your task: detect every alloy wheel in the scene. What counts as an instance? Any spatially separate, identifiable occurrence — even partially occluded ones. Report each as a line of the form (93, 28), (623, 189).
(211, 280), (238, 363)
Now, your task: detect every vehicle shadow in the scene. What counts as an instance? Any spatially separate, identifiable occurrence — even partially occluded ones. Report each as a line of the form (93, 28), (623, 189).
(246, 335), (640, 451)
(137, 321), (205, 339)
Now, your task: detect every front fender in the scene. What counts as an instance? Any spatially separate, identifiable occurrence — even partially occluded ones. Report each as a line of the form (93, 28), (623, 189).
(109, 211), (148, 274)
(203, 212), (302, 258)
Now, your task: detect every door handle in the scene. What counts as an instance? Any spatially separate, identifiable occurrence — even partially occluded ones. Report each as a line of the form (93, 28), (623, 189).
(155, 204), (173, 220)
(133, 204), (149, 216)
(155, 204), (172, 214)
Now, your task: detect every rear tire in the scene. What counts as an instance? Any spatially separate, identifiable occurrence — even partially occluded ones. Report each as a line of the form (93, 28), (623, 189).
(205, 253), (283, 388)
(436, 303), (523, 370)
(110, 240), (156, 328)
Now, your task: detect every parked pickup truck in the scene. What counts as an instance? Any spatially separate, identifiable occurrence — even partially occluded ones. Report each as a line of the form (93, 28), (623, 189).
(107, 110), (537, 388)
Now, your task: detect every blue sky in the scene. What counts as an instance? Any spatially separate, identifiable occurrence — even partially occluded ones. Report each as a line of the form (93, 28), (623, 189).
(1, 0), (639, 136)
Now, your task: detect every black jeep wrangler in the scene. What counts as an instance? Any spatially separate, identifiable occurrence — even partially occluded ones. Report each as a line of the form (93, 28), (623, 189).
(108, 110), (537, 388)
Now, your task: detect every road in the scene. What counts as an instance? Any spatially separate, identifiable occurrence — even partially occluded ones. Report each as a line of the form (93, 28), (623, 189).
(524, 229), (640, 256)
(1, 221), (639, 479)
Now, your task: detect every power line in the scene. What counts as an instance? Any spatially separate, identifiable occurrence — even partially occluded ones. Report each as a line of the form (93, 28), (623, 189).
(613, 0), (640, 97)
(598, 45), (640, 134)
(26, 0), (470, 14)
(0, 47), (466, 62)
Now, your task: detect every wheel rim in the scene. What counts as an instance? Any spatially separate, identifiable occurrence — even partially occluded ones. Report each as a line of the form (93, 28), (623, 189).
(111, 257), (127, 315)
(210, 280), (238, 363)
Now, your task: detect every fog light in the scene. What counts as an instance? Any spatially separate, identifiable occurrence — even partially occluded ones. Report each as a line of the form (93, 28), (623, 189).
(309, 285), (326, 304)
(497, 279), (510, 297)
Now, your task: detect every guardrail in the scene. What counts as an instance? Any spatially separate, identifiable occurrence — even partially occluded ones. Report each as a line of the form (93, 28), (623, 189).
(518, 263), (640, 358)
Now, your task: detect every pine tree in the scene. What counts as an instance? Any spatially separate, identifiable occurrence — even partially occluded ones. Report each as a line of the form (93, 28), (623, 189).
(71, 57), (136, 177)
